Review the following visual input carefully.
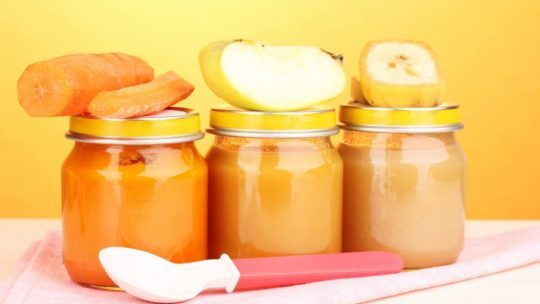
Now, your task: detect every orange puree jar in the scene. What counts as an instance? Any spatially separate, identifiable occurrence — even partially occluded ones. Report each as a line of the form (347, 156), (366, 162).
(206, 105), (343, 259)
(62, 108), (207, 288)
(339, 103), (466, 268)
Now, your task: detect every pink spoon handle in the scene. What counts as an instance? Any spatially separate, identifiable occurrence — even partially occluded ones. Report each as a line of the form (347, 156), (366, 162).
(232, 251), (403, 290)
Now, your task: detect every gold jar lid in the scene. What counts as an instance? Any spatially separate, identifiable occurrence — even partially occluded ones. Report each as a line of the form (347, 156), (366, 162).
(339, 102), (463, 133)
(207, 104), (339, 138)
(66, 107), (204, 145)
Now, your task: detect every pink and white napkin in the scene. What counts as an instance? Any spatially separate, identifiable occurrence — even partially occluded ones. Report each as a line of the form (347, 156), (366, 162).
(2, 225), (540, 304)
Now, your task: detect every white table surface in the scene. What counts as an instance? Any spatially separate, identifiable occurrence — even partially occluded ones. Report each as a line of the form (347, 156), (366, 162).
(1, 219), (540, 303)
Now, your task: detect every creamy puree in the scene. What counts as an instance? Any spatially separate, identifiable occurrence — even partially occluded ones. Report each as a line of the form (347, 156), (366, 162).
(207, 136), (343, 258)
(339, 131), (465, 268)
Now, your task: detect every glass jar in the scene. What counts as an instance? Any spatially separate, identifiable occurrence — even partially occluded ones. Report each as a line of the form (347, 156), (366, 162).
(339, 103), (466, 268)
(62, 108), (207, 288)
(206, 105), (343, 258)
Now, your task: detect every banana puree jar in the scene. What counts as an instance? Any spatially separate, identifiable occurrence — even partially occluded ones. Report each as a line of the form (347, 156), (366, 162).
(339, 103), (466, 268)
(206, 105), (343, 258)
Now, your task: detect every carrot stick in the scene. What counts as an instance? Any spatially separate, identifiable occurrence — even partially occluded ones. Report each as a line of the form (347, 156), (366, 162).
(88, 71), (195, 119)
(17, 53), (154, 116)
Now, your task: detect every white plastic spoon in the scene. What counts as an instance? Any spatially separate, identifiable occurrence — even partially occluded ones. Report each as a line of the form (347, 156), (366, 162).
(99, 247), (403, 303)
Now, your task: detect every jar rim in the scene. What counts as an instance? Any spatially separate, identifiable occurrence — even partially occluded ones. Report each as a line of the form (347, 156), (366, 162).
(339, 123), (463, 133)
(65, 132), (204, 145)
(66, 107), (203, 143)
(206, 127), (339, 138)
(209, 104), (338, 135)
(211, 105), (334, 115)
(339, 102), (463, 133)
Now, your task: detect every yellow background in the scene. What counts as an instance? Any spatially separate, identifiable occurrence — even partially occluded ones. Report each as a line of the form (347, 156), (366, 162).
(1, 0), (539, 218)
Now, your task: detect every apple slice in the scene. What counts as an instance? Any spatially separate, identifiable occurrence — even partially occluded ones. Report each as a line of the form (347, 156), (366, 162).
(199, 40), (346, 111)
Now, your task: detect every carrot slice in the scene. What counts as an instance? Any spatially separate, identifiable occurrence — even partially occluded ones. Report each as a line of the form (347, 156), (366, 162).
(17, 53), (154, 117)
(88, 71), (194, 119)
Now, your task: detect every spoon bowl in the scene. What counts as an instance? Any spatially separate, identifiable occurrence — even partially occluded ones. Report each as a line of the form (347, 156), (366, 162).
(99, 247), (239, 303)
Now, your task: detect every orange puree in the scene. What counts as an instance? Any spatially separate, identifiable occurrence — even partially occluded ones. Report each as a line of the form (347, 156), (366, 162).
(207, 136), (343, 258)
(62, 141), (207, 287)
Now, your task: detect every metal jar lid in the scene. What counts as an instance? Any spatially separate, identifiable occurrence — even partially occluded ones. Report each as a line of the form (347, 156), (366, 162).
(339, 102), (463, 133)
(66, 107), (204, 145)
(207, 104), (339, 138)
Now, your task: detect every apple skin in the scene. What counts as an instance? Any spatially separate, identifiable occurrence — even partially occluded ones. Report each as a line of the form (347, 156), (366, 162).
(199, 40), (257, 110)
(199, 39), (346, 112)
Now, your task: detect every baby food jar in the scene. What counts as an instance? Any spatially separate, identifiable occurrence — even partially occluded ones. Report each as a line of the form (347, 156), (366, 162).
(206, 105), (343, 258)
(62, 108), (207, 287)
(339, 103), (466, 268)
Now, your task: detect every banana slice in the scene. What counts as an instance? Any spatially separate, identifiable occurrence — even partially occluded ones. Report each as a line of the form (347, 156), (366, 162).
(359, 40), (443, 107)
(199, 40), (346, 111)
(350, 76), (368, 104)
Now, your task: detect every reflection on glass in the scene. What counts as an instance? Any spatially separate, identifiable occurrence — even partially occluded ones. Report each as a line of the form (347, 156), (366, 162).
(340, 131), (466, 268)
(207, 136), (343, 258)
(62, 142), (207, 287)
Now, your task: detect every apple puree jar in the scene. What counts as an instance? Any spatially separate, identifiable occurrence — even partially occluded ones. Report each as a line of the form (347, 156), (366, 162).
(62, 108), (207, 288)
(206, 105), (343, 258)
(339, 103), (466, 268)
